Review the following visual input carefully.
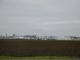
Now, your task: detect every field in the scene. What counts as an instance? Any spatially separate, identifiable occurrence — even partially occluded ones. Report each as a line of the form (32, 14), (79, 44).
(0, 39), (80, 59)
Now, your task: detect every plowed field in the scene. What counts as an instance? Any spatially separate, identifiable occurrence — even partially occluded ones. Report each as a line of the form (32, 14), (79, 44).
(0, 39), (80, 58)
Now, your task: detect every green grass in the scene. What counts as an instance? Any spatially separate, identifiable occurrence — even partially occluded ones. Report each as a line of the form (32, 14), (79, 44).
(0, 56), (80, 60)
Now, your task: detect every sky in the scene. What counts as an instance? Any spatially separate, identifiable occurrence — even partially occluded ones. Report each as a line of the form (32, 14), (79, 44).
(0, 0), (80, 36)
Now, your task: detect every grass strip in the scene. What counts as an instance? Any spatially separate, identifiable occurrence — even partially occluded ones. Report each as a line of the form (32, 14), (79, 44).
(0, 56), (79, 59)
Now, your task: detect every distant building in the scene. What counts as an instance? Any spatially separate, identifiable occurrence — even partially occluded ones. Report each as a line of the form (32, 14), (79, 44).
(0, 34), (80, 40)
(47, 36), (57, 40)
(37, 36), (57, 40)
(64, 36), (80, 40)
(24, 35), (37, 40)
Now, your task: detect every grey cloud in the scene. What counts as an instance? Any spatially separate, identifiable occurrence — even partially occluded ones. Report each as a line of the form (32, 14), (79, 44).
(0, 0), (80, 36)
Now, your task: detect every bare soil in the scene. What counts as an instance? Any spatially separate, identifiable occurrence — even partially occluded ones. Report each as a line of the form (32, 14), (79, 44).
(0, 39), (80, 58)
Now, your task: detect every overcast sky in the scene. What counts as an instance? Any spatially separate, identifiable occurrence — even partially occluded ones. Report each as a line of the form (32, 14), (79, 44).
(0, 0), (80, 36)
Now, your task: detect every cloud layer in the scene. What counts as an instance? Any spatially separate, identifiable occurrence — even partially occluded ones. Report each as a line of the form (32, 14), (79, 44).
(0, 0), (80, 36)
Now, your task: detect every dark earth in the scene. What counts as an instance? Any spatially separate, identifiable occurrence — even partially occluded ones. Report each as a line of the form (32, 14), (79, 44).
(0, 39), (80, 58)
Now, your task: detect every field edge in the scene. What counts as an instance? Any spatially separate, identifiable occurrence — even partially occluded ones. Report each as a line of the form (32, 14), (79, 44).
(0, 56), (80, 59)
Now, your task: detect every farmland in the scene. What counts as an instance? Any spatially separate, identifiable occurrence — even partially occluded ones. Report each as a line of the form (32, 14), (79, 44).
(0, 39), (80, 58)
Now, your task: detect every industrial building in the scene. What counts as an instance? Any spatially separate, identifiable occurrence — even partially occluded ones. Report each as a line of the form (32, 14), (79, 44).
(0, 34), (80, 40)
